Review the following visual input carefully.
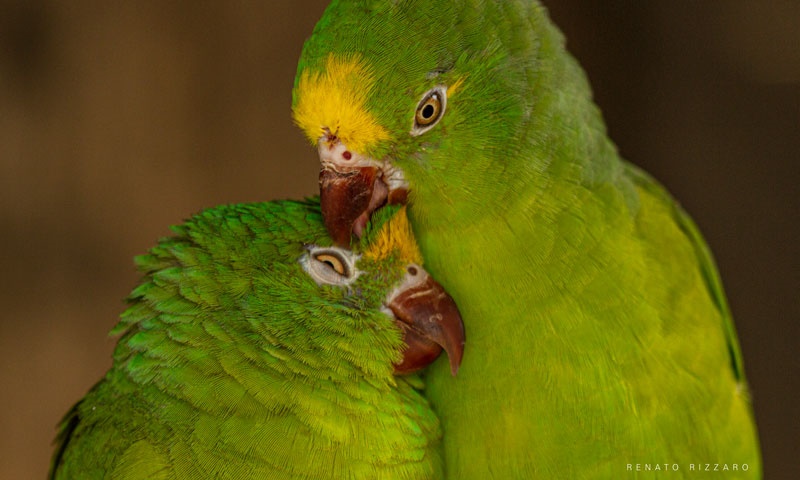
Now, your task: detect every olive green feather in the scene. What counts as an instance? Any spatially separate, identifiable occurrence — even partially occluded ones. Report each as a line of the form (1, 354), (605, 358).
(294, 1), (761, 478)
(50, 199), (442, 480)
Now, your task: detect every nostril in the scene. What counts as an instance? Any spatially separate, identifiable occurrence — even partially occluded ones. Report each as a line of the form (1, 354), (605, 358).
(407, 266), (418, 276)
(342, 151), (352, 160)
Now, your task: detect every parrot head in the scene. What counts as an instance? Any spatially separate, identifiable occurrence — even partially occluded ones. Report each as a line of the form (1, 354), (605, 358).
(120, 202), (464, 387)
(292, 0), (572, 244)
(306, 205), (465, 375)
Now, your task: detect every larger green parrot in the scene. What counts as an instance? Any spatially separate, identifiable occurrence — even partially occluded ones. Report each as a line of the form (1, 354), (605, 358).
(49, 200), (464, 479)
(292, 0), (761, 478)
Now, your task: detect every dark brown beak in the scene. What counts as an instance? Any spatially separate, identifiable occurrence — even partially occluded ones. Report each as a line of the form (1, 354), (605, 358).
(320, 166), (409, 247)
(319, 166), (384, 247)
(387, 270), (465, 376)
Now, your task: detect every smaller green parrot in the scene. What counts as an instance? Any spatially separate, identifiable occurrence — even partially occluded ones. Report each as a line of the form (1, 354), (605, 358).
(49, 200), (464, 480)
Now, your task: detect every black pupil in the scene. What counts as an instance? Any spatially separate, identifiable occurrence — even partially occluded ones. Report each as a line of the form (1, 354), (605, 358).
(422, 104), (435, 119)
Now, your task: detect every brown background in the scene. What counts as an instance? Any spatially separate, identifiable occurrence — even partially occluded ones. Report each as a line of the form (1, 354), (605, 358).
(1, 1), (797, 478)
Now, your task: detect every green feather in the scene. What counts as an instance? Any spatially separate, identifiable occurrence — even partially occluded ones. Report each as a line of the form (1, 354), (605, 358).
(50, 200), (442, 479)
(295, 1), (761, 478)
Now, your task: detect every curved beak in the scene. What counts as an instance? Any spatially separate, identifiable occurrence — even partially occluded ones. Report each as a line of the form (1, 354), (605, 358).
(386, 266), (465, 376)
(319, 166), (386, 246)
(318, 138), (408, 246)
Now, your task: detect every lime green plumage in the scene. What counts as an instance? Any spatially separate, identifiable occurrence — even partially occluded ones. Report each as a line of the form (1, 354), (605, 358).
(295, 0), (761, 478)
(50, 200), (442, 479)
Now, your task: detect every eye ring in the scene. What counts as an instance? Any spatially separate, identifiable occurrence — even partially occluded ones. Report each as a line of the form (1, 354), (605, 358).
(411, 86), (447, 136)
(302, 246), (360, 286)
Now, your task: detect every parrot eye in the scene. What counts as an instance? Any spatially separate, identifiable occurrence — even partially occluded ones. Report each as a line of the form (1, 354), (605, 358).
(411, 86), (446, 136)
(302, 246), (359, 286)
(315, 252), (348, 276)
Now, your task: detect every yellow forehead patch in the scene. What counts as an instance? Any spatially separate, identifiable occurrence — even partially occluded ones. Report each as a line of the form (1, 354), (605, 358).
(364, 207), (423, 265)
(293, 55), (391, 155)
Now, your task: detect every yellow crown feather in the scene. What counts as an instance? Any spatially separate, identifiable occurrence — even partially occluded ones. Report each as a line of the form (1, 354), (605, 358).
(293, 55), (391, 155)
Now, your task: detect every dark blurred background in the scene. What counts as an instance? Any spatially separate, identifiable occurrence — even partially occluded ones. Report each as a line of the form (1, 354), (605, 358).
(0, 1), (796, 478)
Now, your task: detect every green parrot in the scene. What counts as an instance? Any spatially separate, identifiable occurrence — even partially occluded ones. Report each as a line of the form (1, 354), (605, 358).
(292, 0), (761, 478)
(49, 200), (465, 479)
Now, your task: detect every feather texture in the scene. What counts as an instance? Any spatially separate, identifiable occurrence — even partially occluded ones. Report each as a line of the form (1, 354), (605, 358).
(294, 1), (761, 478)
(50, 200), (442, 480)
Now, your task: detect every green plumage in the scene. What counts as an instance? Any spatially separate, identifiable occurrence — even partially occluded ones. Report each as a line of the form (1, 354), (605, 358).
(50, 200), (442, 479)
(296, 1), (761, 478)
